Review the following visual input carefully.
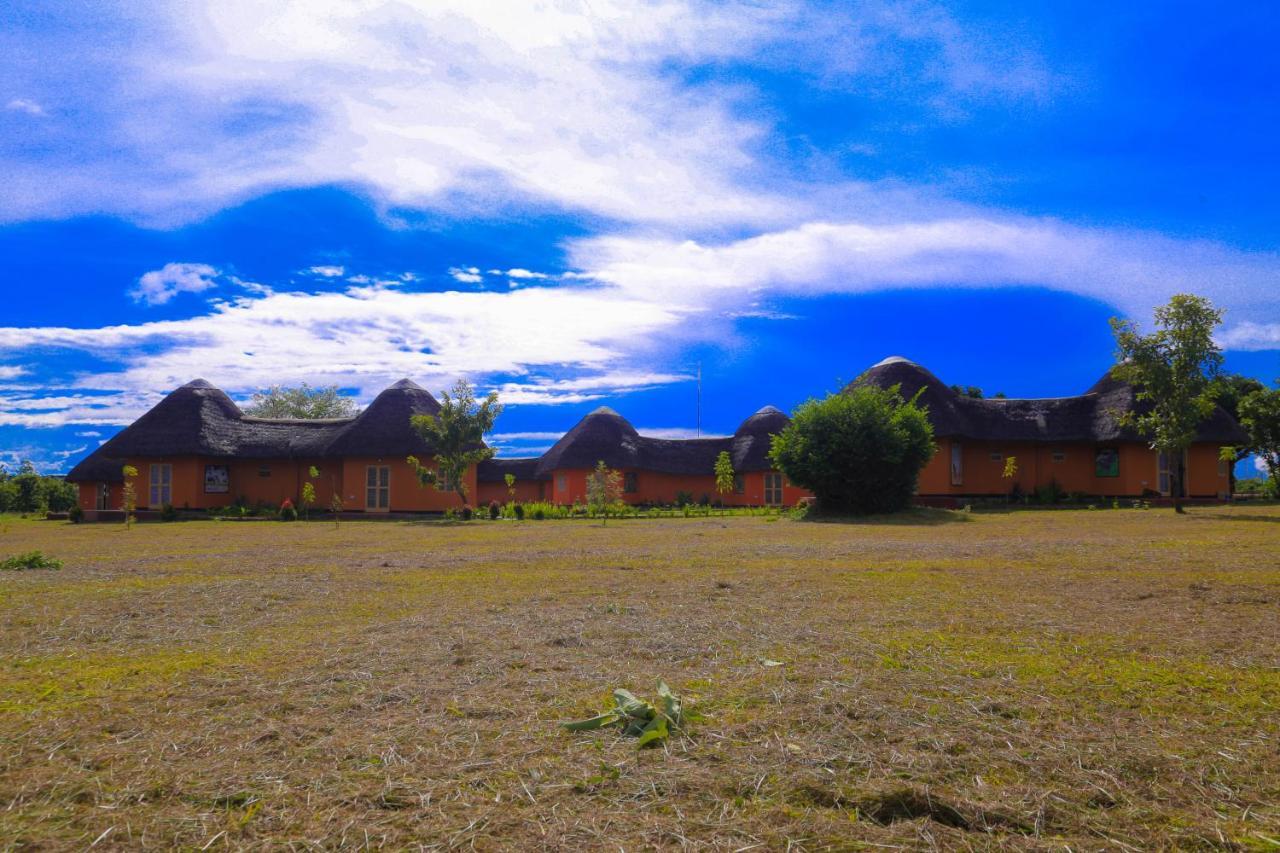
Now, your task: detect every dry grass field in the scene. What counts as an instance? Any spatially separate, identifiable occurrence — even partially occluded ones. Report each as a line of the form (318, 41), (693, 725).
(1, 506), (1278, 850)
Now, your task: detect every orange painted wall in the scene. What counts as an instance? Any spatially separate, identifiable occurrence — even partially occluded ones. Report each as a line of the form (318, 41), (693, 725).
(917, 439), (1229, 497)
(545, 468), (810, 507)
(476, 478), (547, 506)
(77, 482), (124, 511)
(337, 457), (478, 511)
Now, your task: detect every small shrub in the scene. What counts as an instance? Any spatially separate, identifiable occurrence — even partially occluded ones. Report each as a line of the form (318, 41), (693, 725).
(1034, 478), (1067, 505)
(459, 504), (474, 521)
(2, 551), (63, 571)
(279, 499), (298, 522)
(160, 502), (178, 522)
(531, 505), (546, 520)
(674, 490), (693, 508)
(68, 505), (84, 524)
(488, 500), (501, 520)
(513, 502), (525, 520)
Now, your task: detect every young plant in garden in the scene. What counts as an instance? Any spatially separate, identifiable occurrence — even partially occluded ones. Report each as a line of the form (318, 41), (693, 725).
(301, 466), (319, 520)
(121, 465), (138, 529)
(714, 451), (735, 500)
(562, 683), (684, 748)
(585, 460), (623, 523)
(504, 472), (516, 502)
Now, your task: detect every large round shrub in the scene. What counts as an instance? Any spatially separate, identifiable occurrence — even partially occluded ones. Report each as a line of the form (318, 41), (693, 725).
(768, 385), (936, 515)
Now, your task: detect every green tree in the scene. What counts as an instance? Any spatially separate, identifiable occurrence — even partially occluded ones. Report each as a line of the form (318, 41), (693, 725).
(11, 461), (42, 513)
(585, 460), (623, 523)
(769, 385), (936, 515)
(407, 378), (502, 506)
(503, 473), (516, 501)
(1238, 383), (1280, 497)
(1110, 294), (1224, 513)
(243, 383), (359, 419)
(1211, 373), (1266, 493)
(714, 450), (735, 498)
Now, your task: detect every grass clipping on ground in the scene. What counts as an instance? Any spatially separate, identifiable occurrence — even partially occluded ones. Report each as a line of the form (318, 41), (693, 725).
(563, 683), (684, 748)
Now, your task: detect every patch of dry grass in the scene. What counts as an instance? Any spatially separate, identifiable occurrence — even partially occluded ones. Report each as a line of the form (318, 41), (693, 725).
(1, 506), (1278, 849)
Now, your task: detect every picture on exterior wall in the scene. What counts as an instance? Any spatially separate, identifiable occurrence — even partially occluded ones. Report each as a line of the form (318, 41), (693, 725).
(1095, 447), (1120, 478)
(204, 464), (230, 493)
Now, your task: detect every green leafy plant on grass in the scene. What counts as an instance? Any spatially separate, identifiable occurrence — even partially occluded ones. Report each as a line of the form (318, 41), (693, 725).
(1, 550), (63, 571)
(563, 683), (684, 748)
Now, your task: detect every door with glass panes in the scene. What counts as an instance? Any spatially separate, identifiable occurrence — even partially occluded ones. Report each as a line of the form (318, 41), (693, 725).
(763, 472), (784, 506)
(365, 466), (390, 512)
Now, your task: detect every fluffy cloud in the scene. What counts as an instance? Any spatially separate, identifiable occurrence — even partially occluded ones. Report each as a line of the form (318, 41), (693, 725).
(573, 217), (1280, 349)
(0, 279), (687, 426)
(307, 265), (345, 278)
(448, 267), (483, 284)
(130, 262), (221, 306)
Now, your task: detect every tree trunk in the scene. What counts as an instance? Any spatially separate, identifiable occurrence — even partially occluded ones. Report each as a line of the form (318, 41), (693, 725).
(1172, 457), (1185, 513)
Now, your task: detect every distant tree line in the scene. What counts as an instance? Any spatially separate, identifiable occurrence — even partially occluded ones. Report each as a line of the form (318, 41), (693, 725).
(0, 461), (77, 514)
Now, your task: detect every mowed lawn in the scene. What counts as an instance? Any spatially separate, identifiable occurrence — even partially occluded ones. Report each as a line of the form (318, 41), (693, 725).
(1, 508), (1278, 850)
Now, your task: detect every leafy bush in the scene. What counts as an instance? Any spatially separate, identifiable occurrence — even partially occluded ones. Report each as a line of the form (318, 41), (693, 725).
(674, 490), (693, 508)
(279, 499), (298, 521)
(488, 500), (501, 520)
(68, 504), (84, 523)
(531, 505), (546, 520)
(1034, 479), (1067, 505)
(160, 502), (178, 522)
(513, 502), (525, 520)
(1, 551), (63, 571)
(459, 505), (474, 521)
(769, 385), (936, 515)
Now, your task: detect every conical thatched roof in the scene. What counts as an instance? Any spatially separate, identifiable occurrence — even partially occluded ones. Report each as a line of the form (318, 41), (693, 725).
(535, 407), (644, 475)
(730, 405), (789, 471)
(324, 378), (442, 457)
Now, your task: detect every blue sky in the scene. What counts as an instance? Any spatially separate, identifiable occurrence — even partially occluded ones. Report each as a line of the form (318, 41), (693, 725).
(1, 0), (1277, 472)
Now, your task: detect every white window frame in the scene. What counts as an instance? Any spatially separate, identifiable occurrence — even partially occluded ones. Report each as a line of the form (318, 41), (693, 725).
(366, 465), (390, 512)
(149, 463), (172, 507)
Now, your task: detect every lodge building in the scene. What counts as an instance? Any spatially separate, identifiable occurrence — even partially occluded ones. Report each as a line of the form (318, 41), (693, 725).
(66, 357), (1247, 517)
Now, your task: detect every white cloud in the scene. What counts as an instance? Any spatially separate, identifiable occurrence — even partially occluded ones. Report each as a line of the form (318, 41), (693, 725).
(449, 266), (484, 284)
(1256, 457), (1271, 475)
(503, 269), (550, 280)
(572, 216), (1280, 348)
(5, 98), (45, 116)
(307, 265), (345, 277)
(637, 427), (727, 439)
(488, 431), (566, 442)
(131, 262), (221, 306)
(1219, 322), (1280, 352)
(0, 366), (26, 380)
(0, 280), (688, 426)
(76, 430), (103, 437)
